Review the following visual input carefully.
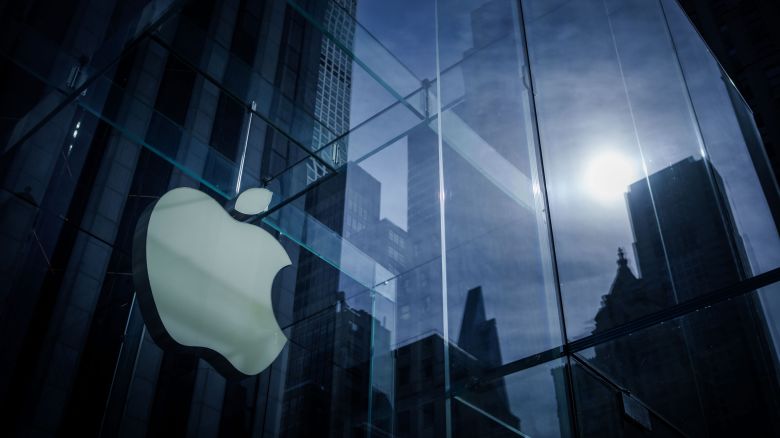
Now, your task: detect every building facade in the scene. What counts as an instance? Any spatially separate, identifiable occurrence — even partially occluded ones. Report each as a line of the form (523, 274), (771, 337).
(1, 0), (780, 437)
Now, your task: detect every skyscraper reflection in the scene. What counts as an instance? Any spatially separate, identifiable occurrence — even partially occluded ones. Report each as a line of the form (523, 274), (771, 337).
(560, 157), (780, 436)
(393, 286), (520, 437)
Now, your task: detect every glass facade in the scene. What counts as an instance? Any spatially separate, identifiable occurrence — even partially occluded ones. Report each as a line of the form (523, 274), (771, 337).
(1, 0), (779, 436)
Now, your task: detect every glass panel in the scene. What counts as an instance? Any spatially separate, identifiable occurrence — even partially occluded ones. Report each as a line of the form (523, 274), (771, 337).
(660, 0), (780, 280)
(431, 1), (565, 435)
(353, 132), (449, 433)
(524, 0), (780, 342)
(454, 358), (570, 438)
(569, 358), (687, 437)
(577, 284), (780, 436)
(524, 0), (674, 340)
(287, 0), (424, 101)
(437, 0), (561, 370)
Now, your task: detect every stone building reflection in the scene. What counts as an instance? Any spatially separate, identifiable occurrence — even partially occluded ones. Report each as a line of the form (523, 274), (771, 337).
(556, 157), (780, 436)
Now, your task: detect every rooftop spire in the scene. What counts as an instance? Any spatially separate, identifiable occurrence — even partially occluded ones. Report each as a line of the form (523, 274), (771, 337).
(617, 247), (628, 267)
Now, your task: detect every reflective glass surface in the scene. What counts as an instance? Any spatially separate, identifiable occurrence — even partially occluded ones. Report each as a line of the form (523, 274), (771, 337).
(1, 0), (779, 437)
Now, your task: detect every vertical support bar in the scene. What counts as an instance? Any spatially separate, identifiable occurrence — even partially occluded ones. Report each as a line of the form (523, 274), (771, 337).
(236, 100), (257, 195)
(433, 1), (452, 436)
(513, 0), (579, 435)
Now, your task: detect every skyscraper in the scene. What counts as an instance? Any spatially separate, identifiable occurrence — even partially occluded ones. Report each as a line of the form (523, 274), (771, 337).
(393, 287), (520, 438)
(579, 157), (780, 436)
(307, 0), (356, 183)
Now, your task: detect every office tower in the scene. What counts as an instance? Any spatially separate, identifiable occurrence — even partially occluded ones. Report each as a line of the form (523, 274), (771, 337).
(581, 157), (780, 436)
(393, 287), (520, 438)
(290, 165), (380, 320)
(398, 125), (443, 344)
(307, 0), (356, 183)
(627, 157), (749, 302)
(282, 164), (397, 437)
(351, 218), (408, 275)
(281, 291), (390, 437)
(455, 287), (517, 431)
(458, 288), (505, 372)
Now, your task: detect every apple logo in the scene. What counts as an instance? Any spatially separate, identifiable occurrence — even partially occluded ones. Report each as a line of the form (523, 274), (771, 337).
(132, 187), (290, 378)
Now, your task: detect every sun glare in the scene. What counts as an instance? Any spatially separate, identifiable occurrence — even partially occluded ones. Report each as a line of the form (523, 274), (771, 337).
(584, 151), (638, 203)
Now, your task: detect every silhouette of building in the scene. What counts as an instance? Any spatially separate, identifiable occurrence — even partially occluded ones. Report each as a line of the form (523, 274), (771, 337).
(282, 164), (398, 437)
(281, 291), (390, 437)
(393, 287), (520, 438)
(560, 157), (780, 436)
(458, 287), (505, 372)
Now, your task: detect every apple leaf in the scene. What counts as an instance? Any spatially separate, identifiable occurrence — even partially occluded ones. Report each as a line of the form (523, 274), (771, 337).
(235, 188), (273, 215)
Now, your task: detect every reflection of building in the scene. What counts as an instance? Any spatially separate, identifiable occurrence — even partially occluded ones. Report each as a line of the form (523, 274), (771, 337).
(627, 157), (750, 303)
(278, 0), (410, 411)
(282, 164), (395, 437)
(308, 0), (356, 182)
(394, 287), (520, 437)
(291, 165), (380, 321)
(562, 157), (780, 436)
(454, 287), (517, 430)
(281, 291), (390, 437)
(394, 2), (547, 434)
(397, 125), (443, 343)
(568, 249), (700, 437)
(398, 0), (554, 344)
(351, 218), (408, 275)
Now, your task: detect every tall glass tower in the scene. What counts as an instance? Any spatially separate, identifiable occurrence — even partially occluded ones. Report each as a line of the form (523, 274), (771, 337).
(308, 0), (356, 183)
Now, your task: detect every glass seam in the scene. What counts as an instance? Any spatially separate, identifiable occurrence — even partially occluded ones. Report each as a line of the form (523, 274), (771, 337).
(655, 0), (753, 281)
(433, 1), (452, 436)
(98, 294), (139, 436)
(599, 6), (712, 421)
(464, 265), (780, 388)
(515, 0), (581, 435)
(652, 4), (756, 430)
(601, 0), (682, 306)
(569, 354), (690, 437)
(453, 396), (530, 437)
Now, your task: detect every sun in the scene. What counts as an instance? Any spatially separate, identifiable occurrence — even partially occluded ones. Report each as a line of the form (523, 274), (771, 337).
(583, 151), (639, 203)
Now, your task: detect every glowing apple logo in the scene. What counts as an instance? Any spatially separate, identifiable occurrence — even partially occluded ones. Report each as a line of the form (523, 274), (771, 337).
(132, 187), (290, 378)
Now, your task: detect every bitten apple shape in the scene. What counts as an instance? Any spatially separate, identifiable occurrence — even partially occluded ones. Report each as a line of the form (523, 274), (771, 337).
(132, 187), (290, 377)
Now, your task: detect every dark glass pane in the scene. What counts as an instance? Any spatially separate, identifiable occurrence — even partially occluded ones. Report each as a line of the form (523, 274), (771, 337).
(579, 286), (780, 436)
